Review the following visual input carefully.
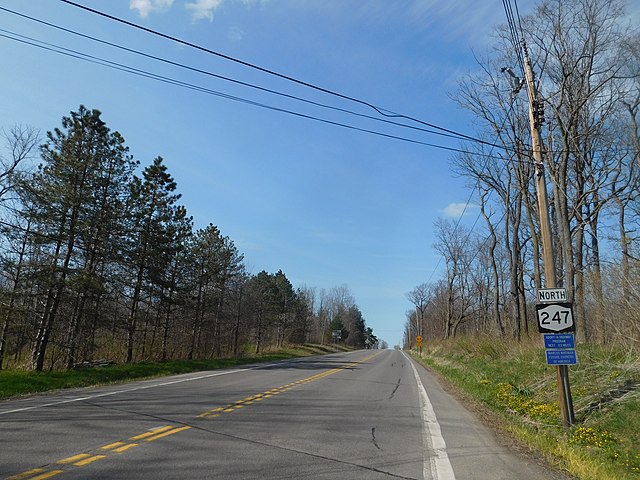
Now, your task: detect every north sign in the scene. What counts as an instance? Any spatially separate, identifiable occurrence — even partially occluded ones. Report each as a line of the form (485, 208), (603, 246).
(536, 302), (575, 333)
(537, 287), (567, 303)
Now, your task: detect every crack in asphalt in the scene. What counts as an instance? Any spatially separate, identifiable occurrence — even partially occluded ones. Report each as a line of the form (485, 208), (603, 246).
(75, 402), (417, 479)
(371, 427), (382, 450)
(8, 352), (419, 479)
(72, 396), (418, 479)
(389, 378), (401, 400)
(189, 423), (416, 479)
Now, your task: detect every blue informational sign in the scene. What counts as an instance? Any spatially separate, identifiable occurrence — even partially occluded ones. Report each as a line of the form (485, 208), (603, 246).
(543, 333), (575, 349)
(546, 349), (578, 365)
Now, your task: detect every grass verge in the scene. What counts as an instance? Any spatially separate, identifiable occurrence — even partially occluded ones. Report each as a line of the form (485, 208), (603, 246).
(412, 336), (639, 480)
(0, 343), (349, 400)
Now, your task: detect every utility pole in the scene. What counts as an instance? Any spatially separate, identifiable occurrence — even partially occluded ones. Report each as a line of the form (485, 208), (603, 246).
(521, 42), (575, 427)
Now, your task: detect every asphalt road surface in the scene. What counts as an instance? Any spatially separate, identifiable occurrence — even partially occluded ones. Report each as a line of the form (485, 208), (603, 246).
(1, 349), (569, 479)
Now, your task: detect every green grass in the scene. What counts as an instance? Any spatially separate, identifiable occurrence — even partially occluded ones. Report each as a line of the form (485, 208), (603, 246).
(0, 344), (349, 400)
(413, 337), (640, 480)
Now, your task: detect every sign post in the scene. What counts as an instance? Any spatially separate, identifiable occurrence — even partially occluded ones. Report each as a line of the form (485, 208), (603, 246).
(416, 335), (423, 355)
(522, 36), (575, 427)
(536, 288), (576, 426)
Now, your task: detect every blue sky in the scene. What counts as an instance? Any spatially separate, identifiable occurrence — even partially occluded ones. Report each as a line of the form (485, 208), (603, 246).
(0, 0), (539, 346)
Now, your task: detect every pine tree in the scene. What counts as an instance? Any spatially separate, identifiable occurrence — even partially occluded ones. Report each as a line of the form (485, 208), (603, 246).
(188, 224), (243, 358)
(20, 106), (133, 371)
(123, 157), (185, 363)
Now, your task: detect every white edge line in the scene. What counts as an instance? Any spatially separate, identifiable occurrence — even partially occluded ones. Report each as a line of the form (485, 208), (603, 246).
(403, 352), (456, 480)
(0, 368), (250, 415)
(0, 351), (363, 416)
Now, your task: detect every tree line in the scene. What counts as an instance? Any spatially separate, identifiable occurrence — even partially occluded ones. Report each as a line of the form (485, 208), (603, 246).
(405, 0), (639, 350)
(0, 106), (377, 371)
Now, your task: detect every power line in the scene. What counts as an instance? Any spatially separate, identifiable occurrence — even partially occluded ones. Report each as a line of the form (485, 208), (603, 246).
(0, 6), (472, 146)
(8, 12), (632, 162)
(0, 27), (526, 160)
(424, 103), (519, 285)
(0, 31), (460, 153)
(58, 0), (510, 152)
(425, 0), (542, 286)
(6, 6), (626, 163)
(14, 5), (613, 160)
(502, 0), (526, 77)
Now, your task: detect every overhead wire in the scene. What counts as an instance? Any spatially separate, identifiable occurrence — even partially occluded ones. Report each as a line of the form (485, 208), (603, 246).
(57, 0), (512, 152)
(0, 14), (528, 302)
(0, 5), (472, 146)
(4, 8), (626, 160)
(502, 0), (526, 77)
(2, 3), (629, 342)
(414, 0), (550, 290)
(447, 1), (538, 270)
(411, 1), (550, 289)
(1, 3), (549, 274)
(0, 27), (533, 161)
(499, 0), (593, 226)
(0, 6), (535, 291)
(512, 0), (525, 38)
(424, 105), (517, 285)
(13, 5), (612, 160)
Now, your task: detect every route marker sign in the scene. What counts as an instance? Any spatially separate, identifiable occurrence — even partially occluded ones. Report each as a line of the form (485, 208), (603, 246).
(537, 287), (567, 303)
(536, 302), (575, 333)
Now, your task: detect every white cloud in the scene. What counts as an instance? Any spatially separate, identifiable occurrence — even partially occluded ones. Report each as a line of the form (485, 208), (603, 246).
(442, 202), (477, 218)
(185, 0), (270, 22)
(228, 26), (246, 42)
(185, 0), (225, 21)
(130, 0), (175, 18)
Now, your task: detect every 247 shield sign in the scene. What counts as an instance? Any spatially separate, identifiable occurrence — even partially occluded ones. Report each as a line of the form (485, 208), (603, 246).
(536, 303), (575, 334)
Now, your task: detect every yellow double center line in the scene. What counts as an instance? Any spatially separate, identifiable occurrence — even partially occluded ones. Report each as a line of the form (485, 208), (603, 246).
(7, 352), (382, 480)
(7, 424), (192, 480)
(196, 362), (359, 419)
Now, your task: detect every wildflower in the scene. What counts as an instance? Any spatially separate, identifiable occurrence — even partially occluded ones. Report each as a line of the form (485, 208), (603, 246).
(570, 427), (615, 448)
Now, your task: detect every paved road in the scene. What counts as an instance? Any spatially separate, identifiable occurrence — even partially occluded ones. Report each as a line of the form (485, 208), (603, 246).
(1, 350), (568, 479)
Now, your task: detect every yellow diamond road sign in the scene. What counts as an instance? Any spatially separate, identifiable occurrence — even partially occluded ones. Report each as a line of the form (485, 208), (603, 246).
(416, 336), (423, 343)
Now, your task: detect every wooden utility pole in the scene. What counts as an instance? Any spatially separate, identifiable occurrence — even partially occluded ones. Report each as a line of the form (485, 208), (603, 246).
(521, 43), (575, 426)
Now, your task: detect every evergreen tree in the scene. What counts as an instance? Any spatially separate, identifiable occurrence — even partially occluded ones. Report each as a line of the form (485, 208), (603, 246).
(271, 270), (296, 348)
(123, 157), (184, 363)
(20, 106), (132, 371)
(157, 204), (193, 360)
(186, 224), (243, 358)
(247, 271), (277, 354)
(344, 306), (366, 348)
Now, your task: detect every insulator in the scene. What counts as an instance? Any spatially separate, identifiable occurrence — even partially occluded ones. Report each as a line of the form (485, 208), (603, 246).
(534, 100), (546, 126)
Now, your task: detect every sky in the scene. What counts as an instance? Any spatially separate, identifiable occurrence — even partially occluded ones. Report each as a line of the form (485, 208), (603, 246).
(0, 0), (541, 347)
